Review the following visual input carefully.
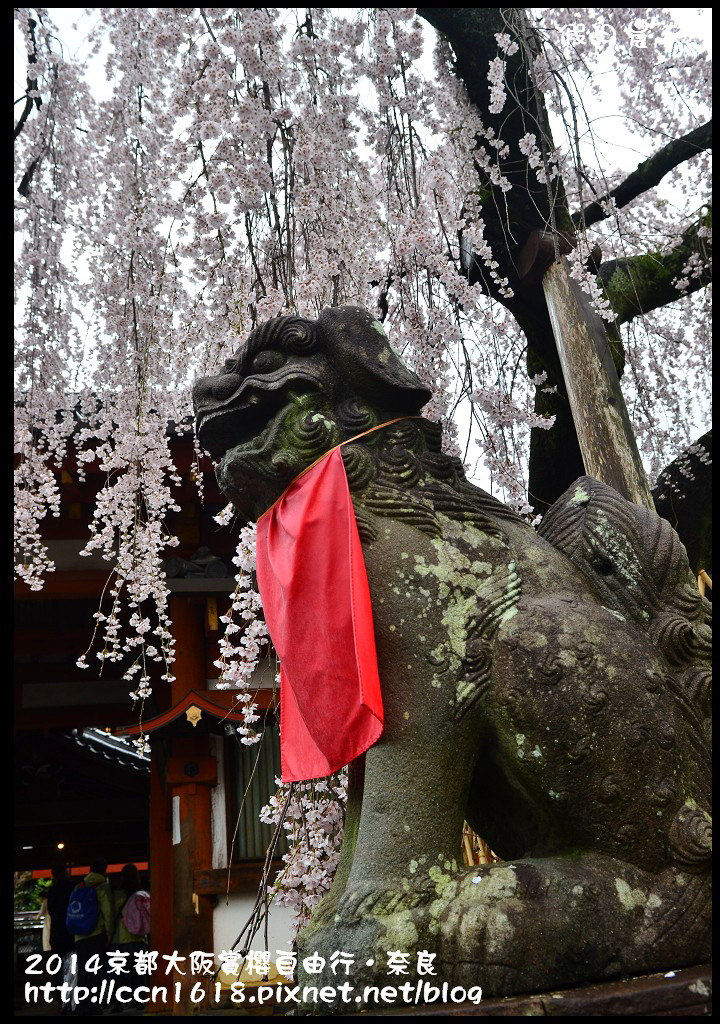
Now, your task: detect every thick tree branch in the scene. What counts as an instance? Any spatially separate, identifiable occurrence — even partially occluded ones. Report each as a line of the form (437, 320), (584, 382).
(418, 7), (574, 300)
(574, 120), (712, 230)
(598, 207), (712, 325)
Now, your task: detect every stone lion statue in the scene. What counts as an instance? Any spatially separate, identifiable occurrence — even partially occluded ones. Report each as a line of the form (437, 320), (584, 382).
(194, 306), (710, 1007)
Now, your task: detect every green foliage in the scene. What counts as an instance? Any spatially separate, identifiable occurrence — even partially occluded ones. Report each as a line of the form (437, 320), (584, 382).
(14, 877), (51, 913)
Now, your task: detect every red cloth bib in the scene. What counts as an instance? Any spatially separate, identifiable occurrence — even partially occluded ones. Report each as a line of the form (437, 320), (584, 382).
(255, 447), (384, 783)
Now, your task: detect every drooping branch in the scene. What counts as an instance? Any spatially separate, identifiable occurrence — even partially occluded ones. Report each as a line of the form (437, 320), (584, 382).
(18, 156), (42, 199)
(14, 15), (43, 141)
(598, 207), (712, 325)
(574, 120), (712, 230)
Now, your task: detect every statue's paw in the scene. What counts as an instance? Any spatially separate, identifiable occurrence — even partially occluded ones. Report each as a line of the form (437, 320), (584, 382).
(336, 881), (431, 923)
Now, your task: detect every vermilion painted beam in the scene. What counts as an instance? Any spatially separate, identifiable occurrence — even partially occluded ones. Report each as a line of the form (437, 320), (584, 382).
(114, 689), (276, 737)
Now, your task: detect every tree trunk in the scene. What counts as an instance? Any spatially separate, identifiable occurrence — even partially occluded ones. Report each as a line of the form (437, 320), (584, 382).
(652, 430), (712, 576)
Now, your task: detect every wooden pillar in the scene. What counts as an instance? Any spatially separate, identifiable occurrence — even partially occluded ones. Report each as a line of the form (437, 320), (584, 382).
(166, 596), (216, 1011)
(167, 743), (217, 1013)
(148, 746), (174, 1011)
(542, 257), (654, 509)
(149, 750), (174, 955)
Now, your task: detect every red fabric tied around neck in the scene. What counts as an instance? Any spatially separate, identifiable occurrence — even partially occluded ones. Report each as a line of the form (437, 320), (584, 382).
(255, 447), (384, 783)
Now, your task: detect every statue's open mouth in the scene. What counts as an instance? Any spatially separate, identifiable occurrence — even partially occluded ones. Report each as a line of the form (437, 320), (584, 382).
(195, 367), (325, 461)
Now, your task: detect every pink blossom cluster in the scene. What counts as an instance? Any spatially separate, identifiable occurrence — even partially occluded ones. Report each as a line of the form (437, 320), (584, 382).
(567, 241), (616, 323)
(487, 56), (508, 115)
(653, 432), (712, 503)
(213, 523), (268, 745)
(674, 251), (711, 293)
(15, 9), (96, 587)
(259, 771), (348, 936)
(518, 131), (559, 186)
(472, 374), (556, 518)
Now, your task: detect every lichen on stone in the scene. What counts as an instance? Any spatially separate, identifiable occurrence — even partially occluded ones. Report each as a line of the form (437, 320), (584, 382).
(614, 877), (647, 911)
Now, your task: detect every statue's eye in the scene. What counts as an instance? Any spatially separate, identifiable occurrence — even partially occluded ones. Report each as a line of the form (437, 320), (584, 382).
(250, 349), (285, 374)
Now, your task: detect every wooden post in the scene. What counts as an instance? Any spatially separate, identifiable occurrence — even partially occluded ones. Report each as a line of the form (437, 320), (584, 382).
(541, 256), (654, 509)
(148, 747), (174, 1012)
(166, 597), (216, 1012)
(167, 744), (217, 1014)
(149, 754), (174, 958)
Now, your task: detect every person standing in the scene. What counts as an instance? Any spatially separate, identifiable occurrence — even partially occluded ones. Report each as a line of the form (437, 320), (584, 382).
(67, 859), (115, 1015)
(46, 864), (75, 956)
(110, 864), (150, 1013)
(46, 864), (76, 1014)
